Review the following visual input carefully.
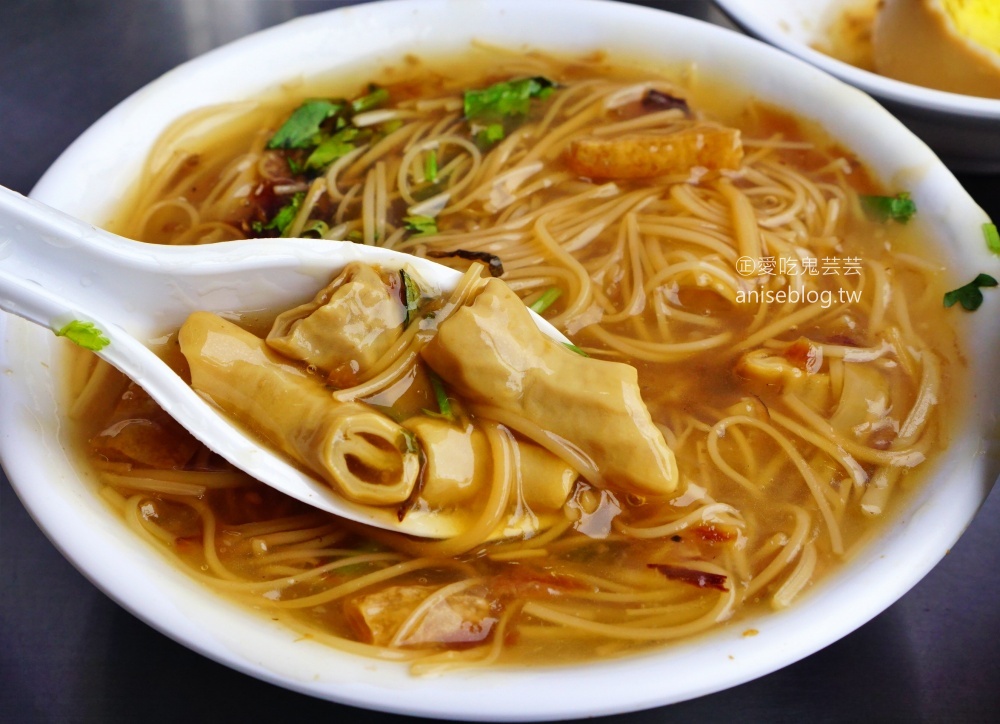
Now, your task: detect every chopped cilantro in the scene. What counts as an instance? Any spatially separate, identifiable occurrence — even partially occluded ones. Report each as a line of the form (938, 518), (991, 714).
(399, 269), (422, 326)
(475, 123), (506, 147)
(264, 192), (305, 236)
(984, 223), (1000, 254)
(529, 287), (562, 314)
(351, 85), (389, 114)
(943, 273), (997, 311)
(305, 127), (360, 171)
(266, 86), (386, 164)
(403, 215), (438, 237)
(464, 76), (555, 122)
(860, 192), (917, 223)
(464, 76), (556, 148)
(267, 100), (342, 149)
(55, 320), (109, 351)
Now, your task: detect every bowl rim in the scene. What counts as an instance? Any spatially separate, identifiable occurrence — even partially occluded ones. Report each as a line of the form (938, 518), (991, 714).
(3, 0), (999, 719)
(713, 0), (1000, 119)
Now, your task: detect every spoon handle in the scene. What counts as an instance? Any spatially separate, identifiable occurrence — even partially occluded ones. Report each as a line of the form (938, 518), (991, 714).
(0, 184), (144, 335)
(0, 266), (83, 334)
(0, 184), (370, 341)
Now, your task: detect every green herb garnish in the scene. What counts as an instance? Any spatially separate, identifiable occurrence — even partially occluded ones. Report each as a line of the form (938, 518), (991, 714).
(860, 192), (917, 223)
(55, 320), (109, 351)
(529, 287), (562, 314)
(984, 223), (1000, 254)
(464, 77), (555, 122)
(403, 215), (438, 237)
(943, 273), (998, 311)
(464, 76), (556, 147)
(399, 269), (422, 326)
(563, 342), (589, 357)
(424, 149), (438, 183)
(351, 85), (389, 114)
(475, 123), (507, 147)
(263, 192), (305, 236)
(267, 100), (342, 149)
(424, 369), (454, 421)
(267, 87), (386, 165)
(305, 127), (361, 171)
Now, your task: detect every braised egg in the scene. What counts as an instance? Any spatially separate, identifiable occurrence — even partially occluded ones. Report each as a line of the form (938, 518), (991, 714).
(873, 0), (1000, 98)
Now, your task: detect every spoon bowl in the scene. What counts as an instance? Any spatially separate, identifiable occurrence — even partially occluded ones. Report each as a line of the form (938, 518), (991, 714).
(0, 184), (565, 537)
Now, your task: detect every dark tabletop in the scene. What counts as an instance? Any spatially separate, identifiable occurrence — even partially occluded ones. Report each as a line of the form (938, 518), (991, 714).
(1, 1), (998, 722)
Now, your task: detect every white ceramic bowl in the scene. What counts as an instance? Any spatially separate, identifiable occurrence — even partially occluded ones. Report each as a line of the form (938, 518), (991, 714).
(713, 0), (1000, 173)
(2, 0), (998, 719)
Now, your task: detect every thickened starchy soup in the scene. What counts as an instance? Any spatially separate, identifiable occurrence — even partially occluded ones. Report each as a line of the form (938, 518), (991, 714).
(64, 48), (963, 670)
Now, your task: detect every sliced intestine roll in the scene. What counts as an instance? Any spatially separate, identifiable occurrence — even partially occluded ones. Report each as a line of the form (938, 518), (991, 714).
(179, 310), (421, 506)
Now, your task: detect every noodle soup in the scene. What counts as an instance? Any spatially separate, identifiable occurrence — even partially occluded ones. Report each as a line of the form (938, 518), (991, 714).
(65, 50), (962, 670)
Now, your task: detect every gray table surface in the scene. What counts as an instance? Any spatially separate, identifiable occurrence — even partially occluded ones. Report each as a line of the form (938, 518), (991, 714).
(2, 1), (998, 722)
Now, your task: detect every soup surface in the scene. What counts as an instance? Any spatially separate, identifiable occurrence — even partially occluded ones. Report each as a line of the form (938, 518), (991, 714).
(65, 49), (962, 670)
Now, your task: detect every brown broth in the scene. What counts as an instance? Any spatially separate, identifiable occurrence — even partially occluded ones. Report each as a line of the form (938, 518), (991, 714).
(66, 50), (963, 668)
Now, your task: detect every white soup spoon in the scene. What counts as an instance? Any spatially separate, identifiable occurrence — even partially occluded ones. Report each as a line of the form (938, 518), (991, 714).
(0, 184), (565, 538)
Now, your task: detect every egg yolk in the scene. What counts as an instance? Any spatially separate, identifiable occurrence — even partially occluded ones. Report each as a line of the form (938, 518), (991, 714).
(942, 0), (1000, 56)
(873, 0), (1000, 98)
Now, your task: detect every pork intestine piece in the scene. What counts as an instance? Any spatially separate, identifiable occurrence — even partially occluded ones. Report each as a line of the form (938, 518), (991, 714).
(404, 416), (576, 510)
(419, 278), (679, 495)
(266, 262), (405, 377)
(179, 311), (420, 505)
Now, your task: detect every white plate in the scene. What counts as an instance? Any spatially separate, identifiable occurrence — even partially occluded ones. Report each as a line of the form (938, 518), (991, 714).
(2, 0), (998, 719)
(714, 0), (1000, 172)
